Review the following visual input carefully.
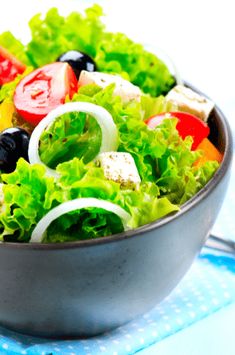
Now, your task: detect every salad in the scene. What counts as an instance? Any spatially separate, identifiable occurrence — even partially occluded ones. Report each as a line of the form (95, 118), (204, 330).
(0, 5), (223, 243)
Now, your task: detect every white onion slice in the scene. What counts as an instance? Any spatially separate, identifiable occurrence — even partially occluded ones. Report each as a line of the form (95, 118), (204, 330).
(28, 102), (118, 177)
(29, 198), (131, 243)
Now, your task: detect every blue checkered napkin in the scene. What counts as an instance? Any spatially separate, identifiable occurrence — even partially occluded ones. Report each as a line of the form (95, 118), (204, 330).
(0, 250), (234, 355)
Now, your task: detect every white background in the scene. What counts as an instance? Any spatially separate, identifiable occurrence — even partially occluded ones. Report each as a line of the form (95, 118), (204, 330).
(0, 2), (234, 353)
(0, 0), (234, 126)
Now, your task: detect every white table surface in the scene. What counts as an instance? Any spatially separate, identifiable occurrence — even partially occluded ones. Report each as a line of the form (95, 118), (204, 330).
(1, 1), (235, 354)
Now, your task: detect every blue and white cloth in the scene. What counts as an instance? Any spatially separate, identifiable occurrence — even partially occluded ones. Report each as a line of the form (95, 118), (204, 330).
(0, 251), (234, 355)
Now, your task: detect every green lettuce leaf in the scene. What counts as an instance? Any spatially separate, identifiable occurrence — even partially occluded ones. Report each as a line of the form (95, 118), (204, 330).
(0, 4), (174, 97)
(0, 78), (219, 243)
(39, 111), (102, 169)
(26, 5), (104, 67)
(39, 84), (177, 180)
(0, 158), (179, 242)
(0, 67), (33, 103)
(0, 159), (57, 242)
(43, 208), (124, 243)
(155, 129), (220, 204)
(38, 83), (218, 201)
(26, 5), (174, 96)
(95, 31), (175, 96)
(0, 5), (220, 243)
(71, 85), (219, 205)
(0, 32), (31, 65)
(55, 158), (179, 233)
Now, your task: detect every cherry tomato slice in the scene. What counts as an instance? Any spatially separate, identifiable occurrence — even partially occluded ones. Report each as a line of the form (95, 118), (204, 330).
(0, 45), (26, 85)
(145, 111), (210, 150)
(14, 62), (78, 126)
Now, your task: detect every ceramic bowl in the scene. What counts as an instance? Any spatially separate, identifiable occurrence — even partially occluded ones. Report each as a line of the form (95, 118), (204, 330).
(0, 85), (232, 338)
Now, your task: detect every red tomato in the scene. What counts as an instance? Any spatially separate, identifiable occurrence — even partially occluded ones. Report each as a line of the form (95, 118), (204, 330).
(0, 45), (26, 85)
(14, 62), (78, 126)
(145, 111), (210, 150)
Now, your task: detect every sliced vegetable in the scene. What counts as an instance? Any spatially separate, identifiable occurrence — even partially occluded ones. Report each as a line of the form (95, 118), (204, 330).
(0, 101), (14, 131)
(145, 111), (210, 150)
(28, 102), (118, 177)
(0, 45), (26, 85)
(13, 62), (78, 126)
(194, 138), (223, 168)
(30, 197), (131, 243)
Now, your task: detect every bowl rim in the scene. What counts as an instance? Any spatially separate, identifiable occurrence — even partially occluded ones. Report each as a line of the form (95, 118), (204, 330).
(0, 84), (233, 250)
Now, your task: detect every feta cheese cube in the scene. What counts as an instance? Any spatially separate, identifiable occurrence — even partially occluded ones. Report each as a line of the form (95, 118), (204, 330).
(165, 85), (214, 122)
(97, 152), (141, 188)
(78, 71), (142, 103)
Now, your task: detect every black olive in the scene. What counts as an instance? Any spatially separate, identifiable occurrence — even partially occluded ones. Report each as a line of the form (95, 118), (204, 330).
(0, 127), (30, 173)
(57, 50), (96, 79)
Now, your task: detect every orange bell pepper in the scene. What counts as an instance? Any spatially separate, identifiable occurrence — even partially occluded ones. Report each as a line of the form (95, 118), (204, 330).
(194, 138), (223, 168)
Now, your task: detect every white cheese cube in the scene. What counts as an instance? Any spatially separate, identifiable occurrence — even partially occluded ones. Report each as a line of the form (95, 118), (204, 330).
(97, 152), (141, 188)
(78, 71), (142, 103)
(165, 85), (214, 122)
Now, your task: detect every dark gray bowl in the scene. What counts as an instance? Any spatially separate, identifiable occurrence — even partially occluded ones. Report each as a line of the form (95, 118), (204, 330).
(0, 86), (232, 338)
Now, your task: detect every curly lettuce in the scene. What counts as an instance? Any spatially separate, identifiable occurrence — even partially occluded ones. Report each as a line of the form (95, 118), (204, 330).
(38, 84), (219, 201)
(0, 4), (174, 96)
(39, 110), (102, 169)
(39, 84), (176, 178)
(26, 5), (174, 96)
(0, 110), (218, 243)
(0, 67), (33, 103)
(0, 158), (178, 242)
(0, 5), (220, 243)
(0, 159), (55, 242)
(0, 32), (31, 65)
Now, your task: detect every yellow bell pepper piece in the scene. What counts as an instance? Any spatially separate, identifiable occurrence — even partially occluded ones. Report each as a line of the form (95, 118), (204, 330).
(0, 101), (14, 131)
